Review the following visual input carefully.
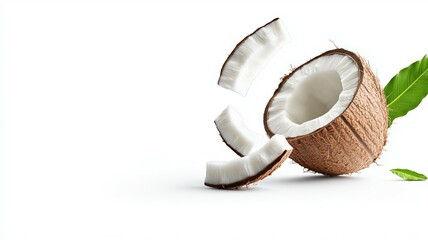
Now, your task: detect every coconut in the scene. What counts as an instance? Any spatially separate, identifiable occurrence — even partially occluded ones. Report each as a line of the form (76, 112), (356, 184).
(218, 18), (289, 96)
(264, 49), (388, 175)
(205, 135), (292, 189)
(214, 105), (265, 156)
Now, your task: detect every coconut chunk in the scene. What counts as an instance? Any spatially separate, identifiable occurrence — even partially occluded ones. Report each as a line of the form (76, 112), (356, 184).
(215, 106), (266, 156)
(205, 135), (292, 189)
(264, 49), (388, 175)
(218, 18), (289, 96)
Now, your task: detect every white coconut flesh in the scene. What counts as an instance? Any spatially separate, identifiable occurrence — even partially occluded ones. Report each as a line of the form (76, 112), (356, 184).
(215, 106), (266, 156)
(205, 135), (292, 189)
(218, 18), (289, 96)
(267, 54), (360, 138)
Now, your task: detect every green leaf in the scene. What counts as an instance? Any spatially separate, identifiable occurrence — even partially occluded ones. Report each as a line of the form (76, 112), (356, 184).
(384, 55), (428, 127)
(390, 169), (427, 181)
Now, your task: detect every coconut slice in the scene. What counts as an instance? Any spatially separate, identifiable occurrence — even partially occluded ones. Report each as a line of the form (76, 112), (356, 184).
(214, 106), (265, 156)
(218, 18), (289, 96)
(205, 135), (292, 189)
(264, 49), (388, 175)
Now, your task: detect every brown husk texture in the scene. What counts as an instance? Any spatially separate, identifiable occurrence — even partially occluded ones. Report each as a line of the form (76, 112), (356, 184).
(264, 49), (388, 175)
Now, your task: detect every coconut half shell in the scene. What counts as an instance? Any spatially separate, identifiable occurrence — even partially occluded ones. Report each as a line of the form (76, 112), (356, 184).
(264, 49), (388, 175)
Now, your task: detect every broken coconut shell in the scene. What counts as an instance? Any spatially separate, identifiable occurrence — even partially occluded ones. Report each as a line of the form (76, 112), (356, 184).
(205, 135), (292, 189)
(218, 18), (289, 96)
(214, 105), (265, 157)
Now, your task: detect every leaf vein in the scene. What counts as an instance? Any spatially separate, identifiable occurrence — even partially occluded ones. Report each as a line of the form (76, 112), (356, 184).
(387, 65), (428, 108)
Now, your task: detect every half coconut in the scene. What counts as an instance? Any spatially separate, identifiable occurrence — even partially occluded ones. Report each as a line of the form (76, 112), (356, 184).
(264, 49), (388, 175)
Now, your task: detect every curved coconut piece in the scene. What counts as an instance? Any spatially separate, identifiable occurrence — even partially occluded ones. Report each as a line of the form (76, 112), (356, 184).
(218, 18), (289, 96)
(205, 135), (292, 189)
(264, 49), (388, 175)
(215, 105), (266, 156)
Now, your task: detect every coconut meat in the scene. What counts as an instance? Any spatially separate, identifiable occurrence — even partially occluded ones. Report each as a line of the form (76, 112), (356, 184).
(267, 54), (359, 138)
(215, 106), (265, 156)
(205, 135), (291, 186)
(218, 18), (289, 96)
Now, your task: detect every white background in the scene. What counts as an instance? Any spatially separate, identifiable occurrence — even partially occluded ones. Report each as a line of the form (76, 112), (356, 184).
(2, 0), (428, 239)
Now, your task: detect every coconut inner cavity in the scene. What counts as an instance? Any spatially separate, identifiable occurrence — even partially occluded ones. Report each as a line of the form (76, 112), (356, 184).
(286, 70), (343, 124)
(267, 54), (360, 138)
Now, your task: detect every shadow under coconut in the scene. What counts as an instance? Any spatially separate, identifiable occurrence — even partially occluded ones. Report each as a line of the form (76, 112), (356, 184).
(181, 181), (270, 192)
(271, 174), (362, 185)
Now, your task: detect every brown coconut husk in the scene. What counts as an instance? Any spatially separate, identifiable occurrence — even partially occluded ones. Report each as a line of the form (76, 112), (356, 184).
(263, 49), (388, 175)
